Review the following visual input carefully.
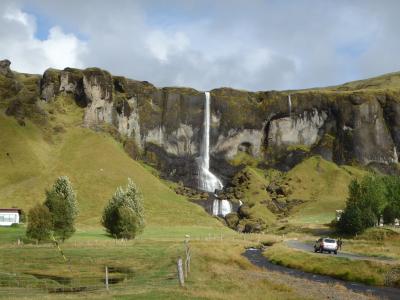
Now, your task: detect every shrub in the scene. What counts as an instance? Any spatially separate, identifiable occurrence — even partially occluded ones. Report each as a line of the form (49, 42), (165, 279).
(102, 178), (144, 239)
(26, 204), (52, 242)
(338, 202), (363, 235)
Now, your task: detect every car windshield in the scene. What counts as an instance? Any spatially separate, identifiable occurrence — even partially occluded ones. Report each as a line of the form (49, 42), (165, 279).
(324, 239), (336, 243)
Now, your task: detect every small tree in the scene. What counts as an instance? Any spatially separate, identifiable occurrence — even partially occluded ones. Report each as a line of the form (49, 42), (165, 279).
(26, 204), (52, 243)
(44, 176), (78, 241)
(102, 179), (144, 239)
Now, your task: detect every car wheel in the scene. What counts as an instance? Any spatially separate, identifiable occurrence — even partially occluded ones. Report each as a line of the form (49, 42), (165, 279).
(328, 251), (331, 254)
(334, 250), (337, 255)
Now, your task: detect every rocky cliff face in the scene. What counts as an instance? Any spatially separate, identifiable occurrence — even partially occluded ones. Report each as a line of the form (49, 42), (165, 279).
(3, 59), (400, 188)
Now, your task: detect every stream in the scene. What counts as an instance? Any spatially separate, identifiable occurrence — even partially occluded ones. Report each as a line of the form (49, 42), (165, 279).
(243, 248), (400, 300)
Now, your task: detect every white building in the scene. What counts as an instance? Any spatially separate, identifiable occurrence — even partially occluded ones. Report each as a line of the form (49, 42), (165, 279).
(0, 209), (21, 226)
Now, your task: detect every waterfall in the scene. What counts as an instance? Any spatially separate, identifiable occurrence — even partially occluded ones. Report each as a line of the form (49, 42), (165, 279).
(198, 92), (224, 193)
(212, 199), (232, 217)
(288, 94), (292, 115)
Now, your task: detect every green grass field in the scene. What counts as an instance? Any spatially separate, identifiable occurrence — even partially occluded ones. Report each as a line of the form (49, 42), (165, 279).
(0, 225), (307, 300)
(264, 242), (395, 286)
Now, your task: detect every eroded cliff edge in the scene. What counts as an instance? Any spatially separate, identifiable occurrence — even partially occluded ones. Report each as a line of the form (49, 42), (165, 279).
(2, 59), (400, 187)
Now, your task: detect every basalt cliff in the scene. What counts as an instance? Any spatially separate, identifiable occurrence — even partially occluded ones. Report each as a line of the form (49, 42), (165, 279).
(2, 59), (400, 231)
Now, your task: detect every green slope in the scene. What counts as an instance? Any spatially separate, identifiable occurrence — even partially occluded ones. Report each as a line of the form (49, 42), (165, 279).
(0, 112), (225, 233)
(286, 156), (367, 224)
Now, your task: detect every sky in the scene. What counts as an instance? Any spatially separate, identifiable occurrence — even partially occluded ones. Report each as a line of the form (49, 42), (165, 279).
(0, 0), (399, 91)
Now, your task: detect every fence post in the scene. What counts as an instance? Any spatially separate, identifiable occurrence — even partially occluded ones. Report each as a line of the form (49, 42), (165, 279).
(177, 258), (184, 286)
(105, 266), (109, 290)
(184, 235), (191, 278)
(186, 249), (191, 275)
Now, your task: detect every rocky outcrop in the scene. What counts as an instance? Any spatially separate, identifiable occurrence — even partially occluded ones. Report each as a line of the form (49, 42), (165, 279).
(267, 110), (327, 149)
(0, 59), (12, 77)
(214, 129), (264, 159)
(40, 69), (60, 101)
(36, 66), (400, 179)
(334, 95), (398, 165)
(82, 68), (114, 126)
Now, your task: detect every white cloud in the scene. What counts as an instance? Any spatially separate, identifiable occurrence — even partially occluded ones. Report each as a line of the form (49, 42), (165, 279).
(41, 27), (87, 69)
(1, 0), (400, 91)
(0, 3), (87, 74)
(145, 30), (189, 63)
(4, 7), (32, 28)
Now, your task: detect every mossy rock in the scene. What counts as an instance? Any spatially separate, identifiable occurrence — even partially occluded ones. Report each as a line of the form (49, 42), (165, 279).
(243, 219), (265, 233)
(225, 212), (239, 229)
(238, 204), (251, 218)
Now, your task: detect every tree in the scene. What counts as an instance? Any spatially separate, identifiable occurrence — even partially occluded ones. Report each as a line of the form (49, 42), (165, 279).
(382, 176), (400, 223)
(338, 202), (363, 235)
(44, 176), (78, 241)
(383, 204), (398, 224)
(338, 176), (385, 235)
(102, 179), (144, 239)
(115, 206), (139, 239)
(359, 176), (386, 222)
(26, 204), (52, 243)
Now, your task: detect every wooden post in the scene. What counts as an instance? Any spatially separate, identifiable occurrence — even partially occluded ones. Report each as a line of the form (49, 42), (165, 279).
(187, 249), (191, 275)
(177, 258), (184, 286)
(184, 235), (191, 278)
(105, 266), (109, 290)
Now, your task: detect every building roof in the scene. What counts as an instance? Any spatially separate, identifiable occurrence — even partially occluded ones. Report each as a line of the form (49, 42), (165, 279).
(0, 208), (21, 213)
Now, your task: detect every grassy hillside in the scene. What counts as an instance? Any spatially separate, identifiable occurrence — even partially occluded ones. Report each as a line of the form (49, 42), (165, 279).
(0, 105), (226, 234)
(286, 156), (367, 224)
(290, 70), (400, 93)
(328, 71), (400, 91)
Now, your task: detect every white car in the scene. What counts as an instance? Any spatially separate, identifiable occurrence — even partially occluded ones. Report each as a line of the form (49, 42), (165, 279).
(314, 238), (338, 254)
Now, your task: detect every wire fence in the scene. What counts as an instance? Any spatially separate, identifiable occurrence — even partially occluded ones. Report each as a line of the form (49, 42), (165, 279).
(3, 231), (397, 299)
(0, 233), (268, 297)
(0, 268), (178, 297)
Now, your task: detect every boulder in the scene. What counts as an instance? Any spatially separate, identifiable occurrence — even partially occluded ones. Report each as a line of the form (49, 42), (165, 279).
(243, 219), (264, 233)
(225, 212), (239, 229)
(238, 204), (251, 218)
(0, 59), (12, 77)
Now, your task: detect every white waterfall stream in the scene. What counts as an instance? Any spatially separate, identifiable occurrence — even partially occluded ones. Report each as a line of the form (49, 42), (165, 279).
(198, 92), (224, 193)
(198, 92), (231, 216)
(288, 94), (292, 115)
(212, 199), (232, 216)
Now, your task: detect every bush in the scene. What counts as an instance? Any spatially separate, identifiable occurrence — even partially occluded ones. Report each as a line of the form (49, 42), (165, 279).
(26, 204), (52, 242)
(19, 209), (26, 223)
(338, 202), (363, 235)
(102, 178), (144, 239)
(44, 176), (78, 241)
